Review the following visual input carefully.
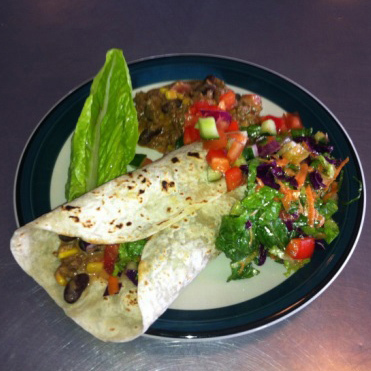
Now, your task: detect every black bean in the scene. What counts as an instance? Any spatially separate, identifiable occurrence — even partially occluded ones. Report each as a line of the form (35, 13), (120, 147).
(161, 102), (171, 113)
(139, 128), (162, 145)
(78, 239), (89, 252)
(58, 235), (76, 242)
(64, 274), (89, 304)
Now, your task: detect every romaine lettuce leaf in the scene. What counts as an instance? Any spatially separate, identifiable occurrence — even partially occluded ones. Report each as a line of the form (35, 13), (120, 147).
(65, 49), (138, 201)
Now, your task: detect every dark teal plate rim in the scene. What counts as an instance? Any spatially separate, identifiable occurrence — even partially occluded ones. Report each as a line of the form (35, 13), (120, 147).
(14, 54), (366, 340)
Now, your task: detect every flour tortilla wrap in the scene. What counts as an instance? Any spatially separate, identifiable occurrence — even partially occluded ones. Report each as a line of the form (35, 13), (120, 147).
(22, 142), (226, 244)
(10, 143), (242, 341)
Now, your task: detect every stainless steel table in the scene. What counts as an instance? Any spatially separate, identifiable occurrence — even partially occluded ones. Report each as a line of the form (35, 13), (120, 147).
(1, 1), (370, 370)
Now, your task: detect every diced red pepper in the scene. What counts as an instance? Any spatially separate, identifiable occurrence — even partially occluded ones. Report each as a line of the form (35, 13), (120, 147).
(227, 141), (244, 164)
(203, 129), (228, 150)
(225, 120), (239, 132)
(183, 126), (200, 144)
(225, 167), (244, 191)
(218, 90), (236, 111)
(104, 244), (120, 275)
(285, 237), (315, 260)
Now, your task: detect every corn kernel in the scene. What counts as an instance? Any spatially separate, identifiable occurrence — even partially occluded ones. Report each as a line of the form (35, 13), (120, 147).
(176, 93), (184, 100)
(160, 87), (168, 94)
(55, 271), (67, 286)
(86, 261), (104, 274)
(165, 90), (178, 100)
(182, 97), (191, 105)
(58, 247), (79, 259)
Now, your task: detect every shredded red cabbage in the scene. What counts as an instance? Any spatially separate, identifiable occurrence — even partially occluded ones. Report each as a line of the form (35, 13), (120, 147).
(283, 220), (294, 232)
(257, 245), (268, 266)
(294, 136), (333, 155)
(325, 156), (342, 166)
(126, 269), (138, 286)
(258, 140), (281, 157)
(200, 109), (232, 122)
(257, 163), (279, 189)
(240, 164), (249, 175)
(271, 165), (298, 188)
(257, 162), (298, 189)
(245, 220), (252, 229)
(309, 170), (325, 189)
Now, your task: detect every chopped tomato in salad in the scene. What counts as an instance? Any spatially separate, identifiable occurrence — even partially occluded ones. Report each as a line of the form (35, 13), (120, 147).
(181, 83), (352, 281)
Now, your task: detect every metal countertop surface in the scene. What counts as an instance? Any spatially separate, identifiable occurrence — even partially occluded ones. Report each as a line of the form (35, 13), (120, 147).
(1, 1), (370, 370)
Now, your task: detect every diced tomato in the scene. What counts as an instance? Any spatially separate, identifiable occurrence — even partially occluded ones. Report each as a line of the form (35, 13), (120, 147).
(226, 131), (248, 146)
(225, 167), (244, 191)
(210, 157), (230, 173)
(184, 112), (201, 127)
(189, 101), (219, 115)
(218, 90), (236, 111)
(183, 126), (200, 144)
(284, 113), (303, 130)
(216, 118), (230, 131)
(262, 115), (287, 133)
(225, 120), (239, 132)
(206, 149), (226, 164)
(206, 149), (230, 173)
(285, 237), (315, 260)
(107, 275), (120, 295)
(227, 141), (244, 164)
(104, 244), (120, 275)
(203, 129), (228, 150)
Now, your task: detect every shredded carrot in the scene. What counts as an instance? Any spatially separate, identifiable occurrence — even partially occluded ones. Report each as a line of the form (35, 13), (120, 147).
(323, 181), (338, 202)
(305, 185), (316, 227)
(324, 157), (349, 190)
(308, 166), (315, 173)
(295, 163), (309, 188)
(276, 179), (300, 211)
(108, 275), (120, 296)
(316, 214), (326, 228)
(276, 157), (289, 167)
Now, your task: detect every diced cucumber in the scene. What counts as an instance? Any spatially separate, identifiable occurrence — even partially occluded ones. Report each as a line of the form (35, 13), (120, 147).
(314, 131), (328, 143)
(130, 153), (147, 168)
(241, 124), (261, 140)
(243, 145), (258, 160)
(207, 166), (222, 182)
(198, 117), (220, 139)
(261, 119), (277, 135)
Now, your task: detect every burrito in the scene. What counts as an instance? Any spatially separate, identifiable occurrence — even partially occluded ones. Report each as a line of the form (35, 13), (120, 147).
(10, 142), (242, 341)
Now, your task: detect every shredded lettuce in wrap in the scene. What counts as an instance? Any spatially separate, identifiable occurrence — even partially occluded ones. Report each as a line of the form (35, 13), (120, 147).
(65, 49), (138, 201)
